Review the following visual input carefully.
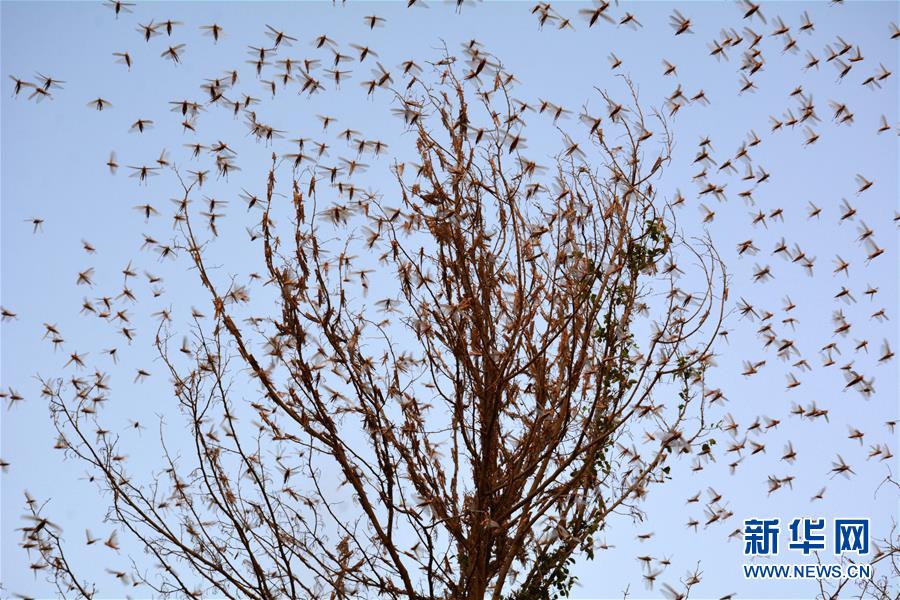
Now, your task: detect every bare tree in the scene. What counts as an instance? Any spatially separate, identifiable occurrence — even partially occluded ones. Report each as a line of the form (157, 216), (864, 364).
(31, 58), (727, 599)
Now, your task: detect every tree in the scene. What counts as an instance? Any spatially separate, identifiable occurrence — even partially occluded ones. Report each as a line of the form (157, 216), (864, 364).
(31, 57), (726, 599)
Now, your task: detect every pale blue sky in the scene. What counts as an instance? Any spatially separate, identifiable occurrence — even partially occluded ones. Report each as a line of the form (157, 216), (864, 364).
(2, 1), (898, 598)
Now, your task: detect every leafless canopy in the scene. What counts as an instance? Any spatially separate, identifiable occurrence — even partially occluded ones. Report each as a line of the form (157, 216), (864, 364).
(37, 58), (726, 599)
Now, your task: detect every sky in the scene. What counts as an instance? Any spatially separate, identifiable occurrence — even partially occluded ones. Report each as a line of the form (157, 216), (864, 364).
(1, 1), (898, 598)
